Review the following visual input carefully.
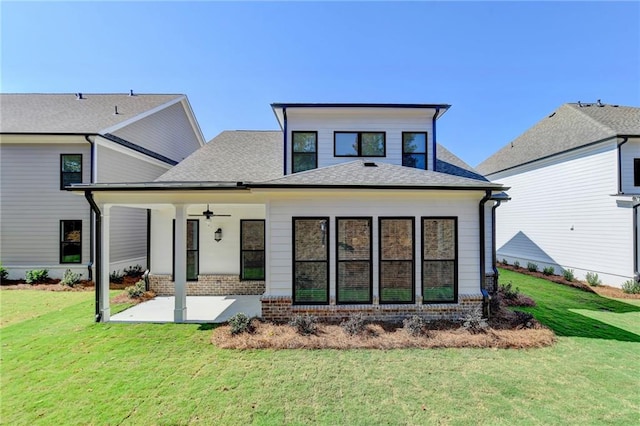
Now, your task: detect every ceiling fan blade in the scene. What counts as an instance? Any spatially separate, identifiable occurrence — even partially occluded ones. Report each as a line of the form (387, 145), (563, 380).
(212, 214), (232, 217)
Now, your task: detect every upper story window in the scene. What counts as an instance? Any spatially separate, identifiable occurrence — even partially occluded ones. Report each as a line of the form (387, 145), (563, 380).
(334, 132), (385, 157)
(292, 131), (318, 173)
(634, 158), (640, 187)
(402, 132), (427, 169)
(60, 154), (82, 189)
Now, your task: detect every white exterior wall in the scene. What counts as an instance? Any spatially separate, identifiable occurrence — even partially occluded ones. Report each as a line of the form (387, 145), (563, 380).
(620, 138), (640, 194)
(489, 141), (635, 287)
(0, 140), (91, 279)
(265, 190), (483, 298)
(285, 109), (435, 175)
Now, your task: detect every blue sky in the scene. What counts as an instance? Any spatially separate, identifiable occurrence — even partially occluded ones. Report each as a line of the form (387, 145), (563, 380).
(2, 1), (638, 166)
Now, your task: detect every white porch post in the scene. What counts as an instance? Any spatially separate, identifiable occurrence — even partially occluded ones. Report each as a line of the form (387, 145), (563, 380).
(99, 205), (111, 322)
(174, 204), (187, 322)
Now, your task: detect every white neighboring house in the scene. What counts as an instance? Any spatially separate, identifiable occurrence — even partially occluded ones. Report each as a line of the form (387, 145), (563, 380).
(0, 93), (205, 280)
(477, 101), (640, 287)
(71, 103), (507, 323)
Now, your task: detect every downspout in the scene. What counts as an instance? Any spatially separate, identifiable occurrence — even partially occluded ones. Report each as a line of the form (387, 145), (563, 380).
(85, 191), (102, 322)
(85, 135), (95, 281)
(634, 203), (639, 281)
(491, 200), (502, 288)
(618, 137), (629, 194)
(432, 107), (440, 171)
(283, 107), (288, 176)
(479, 190), (492, 317)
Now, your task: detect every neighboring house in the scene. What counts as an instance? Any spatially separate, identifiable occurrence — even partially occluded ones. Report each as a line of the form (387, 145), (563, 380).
(71, 103), (507, 323)
(0, 93), (205, 280)
(477, 101), (640, 287)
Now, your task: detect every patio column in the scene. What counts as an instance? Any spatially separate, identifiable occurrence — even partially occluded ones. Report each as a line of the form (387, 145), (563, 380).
(99, 205), (111, 322)
(174, 204), (187, 322)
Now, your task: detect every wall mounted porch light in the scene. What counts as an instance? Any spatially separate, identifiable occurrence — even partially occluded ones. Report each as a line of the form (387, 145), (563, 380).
(214, 227), (223, 242)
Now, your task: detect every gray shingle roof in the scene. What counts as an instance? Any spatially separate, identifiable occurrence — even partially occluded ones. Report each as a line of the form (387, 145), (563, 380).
(0, 93), (183, 134)
(436, 144), (488, 181)
(477, 102), (640, 176)
(155, 131), (283, 183)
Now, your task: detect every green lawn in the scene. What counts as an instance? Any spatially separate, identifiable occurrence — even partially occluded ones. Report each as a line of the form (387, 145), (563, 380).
(1, 270), (639, 425)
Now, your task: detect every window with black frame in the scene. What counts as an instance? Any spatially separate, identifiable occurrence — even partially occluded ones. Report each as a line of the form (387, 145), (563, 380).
(402, 132), (427, 169)
(422, 217), (457, 303)
(241, 220), (265, 280)
(293, 217), (329, 304)
(334, 132), (385, 157)
(379, 217), (414, 304)
(292, 131), (318, 173)
(60, 154), (82, 189)
(634, 158), (640, 186)
(60, 220), (82, 263)
(336, 217), (372, 304)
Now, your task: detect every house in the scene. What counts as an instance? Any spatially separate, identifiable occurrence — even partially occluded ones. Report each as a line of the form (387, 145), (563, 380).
(70, 103), (507, 322)
(477, 101), (640, 287)
(0, 93), (205, 280)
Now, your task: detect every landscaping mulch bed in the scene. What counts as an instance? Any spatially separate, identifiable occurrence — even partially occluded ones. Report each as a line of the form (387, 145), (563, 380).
(112, 290), (156, 305)
(498, 263), (596, 293)
(1, 275), (142, 291)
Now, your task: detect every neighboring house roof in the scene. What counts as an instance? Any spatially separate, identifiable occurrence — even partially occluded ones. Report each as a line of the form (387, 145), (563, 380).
(476, 102), (640, 176)
(155, 131), (284, 183)
(0, 93), (183, 134)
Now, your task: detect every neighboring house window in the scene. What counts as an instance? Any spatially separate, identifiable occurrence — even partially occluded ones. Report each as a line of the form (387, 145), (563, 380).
(334, 132), (385, 157)
(293, 217), (329, 304)
(60, 154), (82, 189)
(422, 217), (457, 303)
(241, 220), (265, 280)
(635, 159), (640, 187)
(292, 131), (318, 173)
(336, 217), (372, 304)
(60, 220), (82, 263)
(402, 132), (427, 169)
(379, 217), (414, 304)
(172, 219), (199, 281)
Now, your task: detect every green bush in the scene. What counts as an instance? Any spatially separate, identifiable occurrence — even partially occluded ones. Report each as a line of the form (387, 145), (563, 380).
(585, 272), (601, 287)
(499, 281), (520, 300)
(543, 266), (555, 276)
(60, 269), (82, 287)
(228, 313), (253, 335)
(25, 269), (49, 284)
(621, 280), (640, 294)
(289, 315), (318, 335)
(501, 258), (509, 266)
(125, 280), (146, 298)
(563, 269), (575, 282)
(109, 270), (124, 284)
(512, 311), (535, 329)
(527, 262), (538, 272)
(123, 264), (144, 277)
(513, 261), (520, 269)
(0, 263), (8, 281)
(341, 313), (367, 336)
(403, 315), (428, 337)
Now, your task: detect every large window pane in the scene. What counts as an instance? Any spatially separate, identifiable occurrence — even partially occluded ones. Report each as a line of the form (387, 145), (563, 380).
(60, 220), (81, 263)
(293, 218), (329, 304)
(423, 261), (455, 302)
(361, 133), (385, 156)
(241, 220), (265, 280)
(402, 132), (427, 169)
(186, 220), (199, 281)
(379, 218), (414, 304)
(422, 218), (457, 303)
(292, 132), (317, 173)
(61, 154), (82, 189)
(337, 218), (371, 304)
(335, 133), (358, 156)
(334, 132), (386, 157)
(380, 261), (413, 303)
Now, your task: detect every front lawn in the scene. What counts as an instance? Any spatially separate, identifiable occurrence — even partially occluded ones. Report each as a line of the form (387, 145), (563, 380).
(1, 270), (639, 425)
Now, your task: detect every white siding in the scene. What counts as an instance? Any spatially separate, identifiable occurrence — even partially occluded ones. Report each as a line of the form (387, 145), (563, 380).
(265, 191), (483, 298)
(620, 138), (640, 194)
(489, 141), (635, 286)
(112, 101), (202, 163)
(95, 142), (170, 182)
(286, 109), (435, 175)
(0, 142), (91, 279)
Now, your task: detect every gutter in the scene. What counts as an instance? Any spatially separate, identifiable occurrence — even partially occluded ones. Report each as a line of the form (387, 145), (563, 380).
(491, 200), (502, 285)
(618, 137), (629, 194)
(634, 203), (639, 281)
(479, 190), (492, 292)
(84, 191), (102, 323)
(283, 107), (288, 175)
(432, 107), (440, 171)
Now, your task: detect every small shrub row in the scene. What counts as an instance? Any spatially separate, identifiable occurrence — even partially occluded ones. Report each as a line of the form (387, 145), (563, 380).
(124, 264), (144, 277)
(289, 315), (318, 335)
(228, 313), (254, 335)
(585, 272), (602, 287)
(341, 313), (367, 336)
(460, 308), (488, 334)
(0, 263), (8, 281)
(25, 269), (49, 284)
(110, 270), (124, 284)
(562, 269), (575, 282)
(621, 279), (640, 294)
(125, 280), (146, 298)
(403, 315), (428, 337)
(60, 269), (82, 287)
(527, 262), (538, 272)
(543, 266), (555, 276)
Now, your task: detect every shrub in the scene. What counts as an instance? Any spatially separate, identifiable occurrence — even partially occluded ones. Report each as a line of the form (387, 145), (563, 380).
(621, 280), (640, 294)
(501, 258), (509, 266)
(123, 264), (144, 277)
(499, 281), (520, 300)
(513, 260), (520, 269)
(228, 313), (253, 335)
(403, 315), (428, 337)
(125, 280), (146, 298)
(542, 266), (555, 276)
(527, 262), (538, 272)
(0, 263), (8, 281)
(460, 307), (488, 334)
(109, 270), (124, 284)
(60, 269), (82, 287)
(585, 272), (602, 287)
(25, 269), (49, 284)
(289, 315), (318, 335)
(563, 269), (575, 282)
(341, 313), (367, 336)
(512, 311), (535, 329)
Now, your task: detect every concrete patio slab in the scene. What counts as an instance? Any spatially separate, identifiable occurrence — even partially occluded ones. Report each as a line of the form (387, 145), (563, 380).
(110, 295), (261, 323)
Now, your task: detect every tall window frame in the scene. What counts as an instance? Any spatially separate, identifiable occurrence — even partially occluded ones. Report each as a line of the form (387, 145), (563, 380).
(422, 217), (458, 303)
(634, 158), (640, 187)
(60, 220), (82, 264)
(402, 132), (427, 169)
(334, 131), (386, 157)
(292, 217), (330, 305)
(173, 219), (199, 282)
(240, 219), (265, 280)
(292, 131), (318, 173)
(336, 217), (373, 304)
(60, 154), (83, 190)
(378, 217), (415, 304)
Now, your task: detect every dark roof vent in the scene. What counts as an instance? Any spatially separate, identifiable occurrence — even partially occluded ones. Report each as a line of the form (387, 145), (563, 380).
(114, 105), (119, 115)
(578, 101), (582, 107)
(363, 162), (378, 167)
(548, 112), (556, 118)
(597, 99), (604, 107)
(76, 93), (83, 100)
(129, 89), (135, 96)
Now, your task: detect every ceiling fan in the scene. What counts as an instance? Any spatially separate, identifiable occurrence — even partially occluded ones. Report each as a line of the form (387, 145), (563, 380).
(188, 204), (231, 220)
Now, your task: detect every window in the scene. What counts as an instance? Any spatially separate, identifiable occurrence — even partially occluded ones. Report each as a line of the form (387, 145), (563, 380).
(336, 217), (372, 304)
(61, 154), (82, 189)
(241, 220), (265, 280)
(293, 217), (329, 304)
(635, 158), (640, 187)
(379, 218), (414, 304)
(292, 131), (318, 173)
(334, 132), (385, 157)
(402, 132), (427, 169)
(422, 217), (457, 303)
(60, 220), (82, 263)
(172, 219), (199, 281)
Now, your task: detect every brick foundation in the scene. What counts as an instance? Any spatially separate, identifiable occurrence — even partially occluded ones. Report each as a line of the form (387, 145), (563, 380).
(483, 273), (497, 293)
(260, 294), (484, 323)
(149, 274), (265, 296)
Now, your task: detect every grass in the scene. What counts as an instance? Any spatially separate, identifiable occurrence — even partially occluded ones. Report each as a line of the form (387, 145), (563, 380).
(1, 270), (639, 425)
